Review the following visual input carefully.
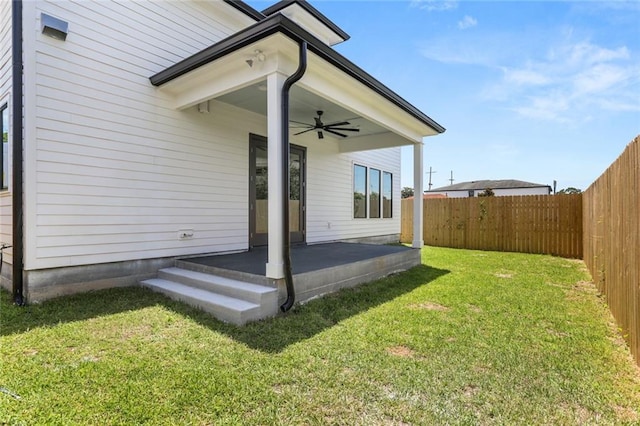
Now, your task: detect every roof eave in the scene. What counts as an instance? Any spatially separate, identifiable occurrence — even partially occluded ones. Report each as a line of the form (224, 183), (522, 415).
(149, 14), (445, 135)
(222, 0), (265, 21)
(262, 0), (350, 42)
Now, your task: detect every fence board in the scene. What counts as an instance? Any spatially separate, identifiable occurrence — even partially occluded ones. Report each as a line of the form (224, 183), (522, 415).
(401, 194), (583, 259)
(583, 135), (639, 366)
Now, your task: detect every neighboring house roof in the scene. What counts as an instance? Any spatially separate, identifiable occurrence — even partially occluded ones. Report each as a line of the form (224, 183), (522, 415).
(428, 179), (551, 192)
(150, 6), (445, 135)
(406, 194), (447, 200)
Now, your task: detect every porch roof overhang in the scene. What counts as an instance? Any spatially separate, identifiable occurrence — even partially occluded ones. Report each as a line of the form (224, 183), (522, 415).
(150, 13), (445, 148)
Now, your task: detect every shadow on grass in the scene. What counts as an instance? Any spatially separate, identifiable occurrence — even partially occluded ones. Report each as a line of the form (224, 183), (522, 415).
(1, 264), (448, 353)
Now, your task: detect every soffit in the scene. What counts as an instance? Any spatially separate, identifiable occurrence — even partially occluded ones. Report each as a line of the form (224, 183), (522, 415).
(151, 14), (444, 146)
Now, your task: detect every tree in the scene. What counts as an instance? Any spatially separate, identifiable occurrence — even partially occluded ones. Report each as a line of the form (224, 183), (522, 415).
(557, 187), (582, 194)
(478, 188), (495, 197)
(401, 187), (414, 199)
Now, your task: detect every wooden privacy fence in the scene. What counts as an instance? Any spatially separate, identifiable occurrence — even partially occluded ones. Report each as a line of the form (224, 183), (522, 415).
(583, 135), (639, 366)
(401, 194), (583, 258)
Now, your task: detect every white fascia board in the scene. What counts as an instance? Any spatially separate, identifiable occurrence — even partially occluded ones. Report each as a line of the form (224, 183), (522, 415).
(158, 32), (437, 144)
(338, 132), (413, 153)
(276, 3), (344, 46)
(158, 34), (299, 110)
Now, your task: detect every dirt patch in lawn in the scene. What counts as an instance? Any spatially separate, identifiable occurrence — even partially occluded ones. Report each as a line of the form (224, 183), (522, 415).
(408, 302), (450, 311)
(494, 273), (513, 279)
(386, 345), (416, 358)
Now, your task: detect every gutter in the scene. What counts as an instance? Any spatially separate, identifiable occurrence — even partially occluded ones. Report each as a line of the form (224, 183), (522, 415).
(11, 0), (24, 305)
(279, 41), (307, 313)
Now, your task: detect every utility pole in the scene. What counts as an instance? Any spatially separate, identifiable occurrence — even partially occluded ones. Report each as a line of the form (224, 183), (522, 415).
(449, 170), (455, 185)
(427, 166), (437, 190)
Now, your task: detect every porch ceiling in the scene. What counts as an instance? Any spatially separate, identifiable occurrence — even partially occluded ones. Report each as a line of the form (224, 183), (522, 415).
(216, 81), (400, 151)
(151, 14), (445, 149)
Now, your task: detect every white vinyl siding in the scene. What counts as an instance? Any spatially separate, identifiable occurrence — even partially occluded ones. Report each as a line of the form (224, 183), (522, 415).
(29, 1), (261, 269)
(25, 0), (404, 271)
(298, 137), (402, 243)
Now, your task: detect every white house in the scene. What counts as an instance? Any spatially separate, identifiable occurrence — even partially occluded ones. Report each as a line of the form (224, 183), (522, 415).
(426, 179), (551, 198)
(0, 0), (444, 322)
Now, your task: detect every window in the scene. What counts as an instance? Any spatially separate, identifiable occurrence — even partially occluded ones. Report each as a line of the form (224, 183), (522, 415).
(382, 171), (392, 218)
(1, 104), (8, 190)
(369, 168), (381, 218)
(353, 164), (367, 218)
(353, 164), (393, 219)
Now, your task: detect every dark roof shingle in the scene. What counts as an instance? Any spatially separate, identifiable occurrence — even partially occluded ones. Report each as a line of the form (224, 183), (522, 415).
(428, 179), (550, 192)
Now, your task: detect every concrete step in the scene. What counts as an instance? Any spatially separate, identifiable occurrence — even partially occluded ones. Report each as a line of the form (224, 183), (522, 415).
(140, 278), (268, 325)
(158, 267), (278, 306)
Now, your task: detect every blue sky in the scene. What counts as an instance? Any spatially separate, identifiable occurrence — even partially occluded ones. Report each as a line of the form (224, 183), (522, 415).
(246, 1), (640, 191)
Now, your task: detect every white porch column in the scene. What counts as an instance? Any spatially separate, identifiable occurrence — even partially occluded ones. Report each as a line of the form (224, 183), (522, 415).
(412, 142), (424, 248)
(265, 72), (286, 278)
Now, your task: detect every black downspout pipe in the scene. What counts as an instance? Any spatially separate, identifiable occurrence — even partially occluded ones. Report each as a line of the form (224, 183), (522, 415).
(279, 41), (307, 313)
(11, 0), (25, 306)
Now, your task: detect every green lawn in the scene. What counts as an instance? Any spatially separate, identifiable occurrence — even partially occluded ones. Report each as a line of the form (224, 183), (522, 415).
(1, 247), (639, 425)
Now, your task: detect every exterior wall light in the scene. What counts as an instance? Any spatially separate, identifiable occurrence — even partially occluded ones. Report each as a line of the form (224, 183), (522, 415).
(245, 50), (266, 68)
(41, 13), (68, 41)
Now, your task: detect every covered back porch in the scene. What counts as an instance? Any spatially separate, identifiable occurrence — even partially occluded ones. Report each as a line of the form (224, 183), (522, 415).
(143, 2), (443, 323)
(149, 8), (442, 282)
(141, 242), (419, 325)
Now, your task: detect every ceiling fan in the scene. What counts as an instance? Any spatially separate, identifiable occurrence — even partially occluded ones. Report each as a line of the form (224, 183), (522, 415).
(291, 110), (360, 139)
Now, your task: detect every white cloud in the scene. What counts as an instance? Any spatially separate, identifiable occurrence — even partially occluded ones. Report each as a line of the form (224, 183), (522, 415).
(494, 40), (639, 122)
(502, 68), (550, 86)
(410, 0), (457, 12)
(420, 27), (639, 123)
(553, 42), (629, 67)
(573, 63), (630, 95)
(513, 93), (571, 123)
(420, 31), (535, 67)
(458, 15), (477, 30)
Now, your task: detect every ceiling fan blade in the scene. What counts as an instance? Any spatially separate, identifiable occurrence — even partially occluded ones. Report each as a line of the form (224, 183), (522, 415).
(324, 121), (350, 127)
(317, 131), (324, 139)
(324, 128), (348, 138)
(326, 127), (360, 132)
(294, 128), (316, 136)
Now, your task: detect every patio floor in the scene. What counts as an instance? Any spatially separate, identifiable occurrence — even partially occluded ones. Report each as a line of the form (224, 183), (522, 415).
(181, 242), (415, 276)
(144, 242), (422, 323)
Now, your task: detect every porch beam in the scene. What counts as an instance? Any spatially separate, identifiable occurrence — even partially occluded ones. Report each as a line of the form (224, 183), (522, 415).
(265, 72), (287, 279)
(412, 142), (424, 249)
(337, 132), (413, 153)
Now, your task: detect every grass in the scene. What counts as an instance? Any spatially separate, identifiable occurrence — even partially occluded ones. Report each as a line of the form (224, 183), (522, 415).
(1, 246), (639, 425)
